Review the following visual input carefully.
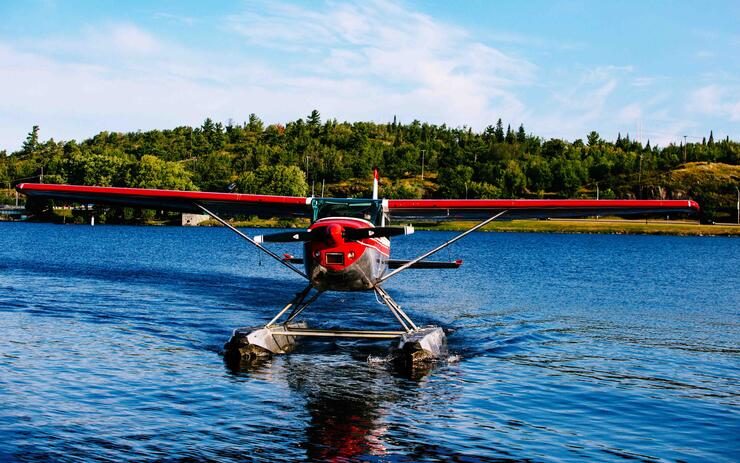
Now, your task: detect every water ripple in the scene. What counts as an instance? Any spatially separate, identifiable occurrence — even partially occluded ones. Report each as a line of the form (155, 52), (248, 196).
(0, 223), (738, 462)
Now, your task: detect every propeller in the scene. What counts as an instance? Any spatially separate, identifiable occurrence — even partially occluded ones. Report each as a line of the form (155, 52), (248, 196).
(254, 225), (413, 243)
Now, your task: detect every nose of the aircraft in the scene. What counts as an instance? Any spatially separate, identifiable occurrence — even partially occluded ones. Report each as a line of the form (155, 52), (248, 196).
(326, 223), (344, 246)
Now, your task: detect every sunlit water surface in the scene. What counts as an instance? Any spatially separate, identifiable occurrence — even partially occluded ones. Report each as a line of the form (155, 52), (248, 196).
(0, 223), (738, 462)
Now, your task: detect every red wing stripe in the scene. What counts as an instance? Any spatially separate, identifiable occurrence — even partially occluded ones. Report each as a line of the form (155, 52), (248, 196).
(17, 183), (309, 205)
(387, 199), (699, 210)
(387, 198), (699, 220)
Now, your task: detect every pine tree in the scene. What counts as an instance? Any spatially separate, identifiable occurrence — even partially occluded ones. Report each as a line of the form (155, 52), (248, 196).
(708, 130), (714, 146)
(505, 124), (515, 143)
(248, 114), (264, 132)
(587, 131), (600, 146)
(494, 118), (504, 142)
(22, 125), (40, 156)
(484, 125), (496, 142)
(516, 124), (526, 143)
(201, 118), (215, 135)
(307, 109), (321, 127)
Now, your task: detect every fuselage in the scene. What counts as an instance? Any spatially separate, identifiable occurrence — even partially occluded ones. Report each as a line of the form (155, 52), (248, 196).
(304, 217), (390, 291)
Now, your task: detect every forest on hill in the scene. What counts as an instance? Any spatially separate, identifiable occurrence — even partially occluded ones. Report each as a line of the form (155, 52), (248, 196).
(1, 110), (738, 222)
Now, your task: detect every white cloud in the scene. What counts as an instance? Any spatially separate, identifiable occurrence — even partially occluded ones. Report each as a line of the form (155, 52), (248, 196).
(153, 12), (196, 26)
(107, 24), (162, 55)
(688, 85), (740, 121)
(226, 0), (535, 125)
(528, 65), (631, 139)
(616, 102), (644, 123)
(631, 76), (661, 88)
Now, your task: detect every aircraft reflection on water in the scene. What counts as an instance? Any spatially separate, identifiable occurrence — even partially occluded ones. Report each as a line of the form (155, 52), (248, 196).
(224, 353), (461, 462)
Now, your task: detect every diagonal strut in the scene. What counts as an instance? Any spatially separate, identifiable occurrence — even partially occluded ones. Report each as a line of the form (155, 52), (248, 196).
(194, 202), (308, 280)
(378, 210), (508, 283)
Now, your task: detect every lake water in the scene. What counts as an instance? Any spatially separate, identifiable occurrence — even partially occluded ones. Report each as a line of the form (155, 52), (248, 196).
(0, 223), (738, 462)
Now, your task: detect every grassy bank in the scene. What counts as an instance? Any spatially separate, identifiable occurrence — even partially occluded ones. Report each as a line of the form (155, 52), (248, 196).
(414, 219), (739, 236)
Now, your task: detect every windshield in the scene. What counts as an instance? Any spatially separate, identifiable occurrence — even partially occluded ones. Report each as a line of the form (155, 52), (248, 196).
(312, 199), (383, 225)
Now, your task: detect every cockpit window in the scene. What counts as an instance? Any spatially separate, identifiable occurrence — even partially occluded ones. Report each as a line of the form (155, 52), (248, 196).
(312, 199), (383, 224)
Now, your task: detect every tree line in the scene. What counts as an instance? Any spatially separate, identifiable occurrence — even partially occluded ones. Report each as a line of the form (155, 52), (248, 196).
(1, 110), (738, 221)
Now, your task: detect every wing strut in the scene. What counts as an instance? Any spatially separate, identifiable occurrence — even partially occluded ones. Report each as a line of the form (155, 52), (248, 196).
(378, 210), (508, 284)
(194, 203), (309, 280)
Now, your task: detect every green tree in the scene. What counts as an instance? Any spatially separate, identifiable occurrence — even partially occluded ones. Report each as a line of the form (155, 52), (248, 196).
(551, 158), (584, 197)
(494, 119), (504, 143)
(542, 139), (566, 158)
(247, 113), (264, 132)
(499, 160), (527, 197)
(587, 131), (601, 146)
(601, 188), (616, 199)
(307, 109), (321, 128)
(468, 181), (501, 199)
(438, 165), (474, 198)
(505, 124), (515, 144)
(516, 124), (526, 143)
(192, 152), (233, 191)
(236, 164), (308, 196)
(22, 126), (40, 156)
(0, 151), (8, 187)
(525, 158), (552, 192)
(131, 155), (197, 190)
(65, 152), (130, 186)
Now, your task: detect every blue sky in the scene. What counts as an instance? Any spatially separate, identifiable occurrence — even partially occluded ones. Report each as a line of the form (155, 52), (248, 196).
(1, 0), (738, 151)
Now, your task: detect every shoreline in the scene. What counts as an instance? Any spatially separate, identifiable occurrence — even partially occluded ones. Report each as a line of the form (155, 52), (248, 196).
(5, 216), (738, 236)
(197, 217), (739, 237)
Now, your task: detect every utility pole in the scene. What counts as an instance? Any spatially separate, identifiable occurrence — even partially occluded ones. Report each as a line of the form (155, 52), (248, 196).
(638, 153), (643, 199)
(683, 135), (687, 163)
(420, 149), (426, 197)
(40, 166), (44, 183)
(305, 155), (310, 185)
(596, 183), (599, 200)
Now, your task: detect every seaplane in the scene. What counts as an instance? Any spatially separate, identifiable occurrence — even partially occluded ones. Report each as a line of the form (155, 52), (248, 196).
(16, 170), (699, 365)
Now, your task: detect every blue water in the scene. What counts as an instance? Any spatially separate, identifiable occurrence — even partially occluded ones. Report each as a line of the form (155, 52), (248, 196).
(0, 223), (738, 462)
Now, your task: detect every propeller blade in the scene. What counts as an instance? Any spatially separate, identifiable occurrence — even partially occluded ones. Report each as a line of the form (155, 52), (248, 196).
(344, 226), (413, 241)
(254, 229), (313, 243)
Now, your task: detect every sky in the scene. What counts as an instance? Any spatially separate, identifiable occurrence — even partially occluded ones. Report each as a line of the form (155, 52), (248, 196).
(1, 0), (739, 152)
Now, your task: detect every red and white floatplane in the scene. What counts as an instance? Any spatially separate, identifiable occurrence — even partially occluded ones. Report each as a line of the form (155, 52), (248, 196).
(17, 170), (699, 365)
